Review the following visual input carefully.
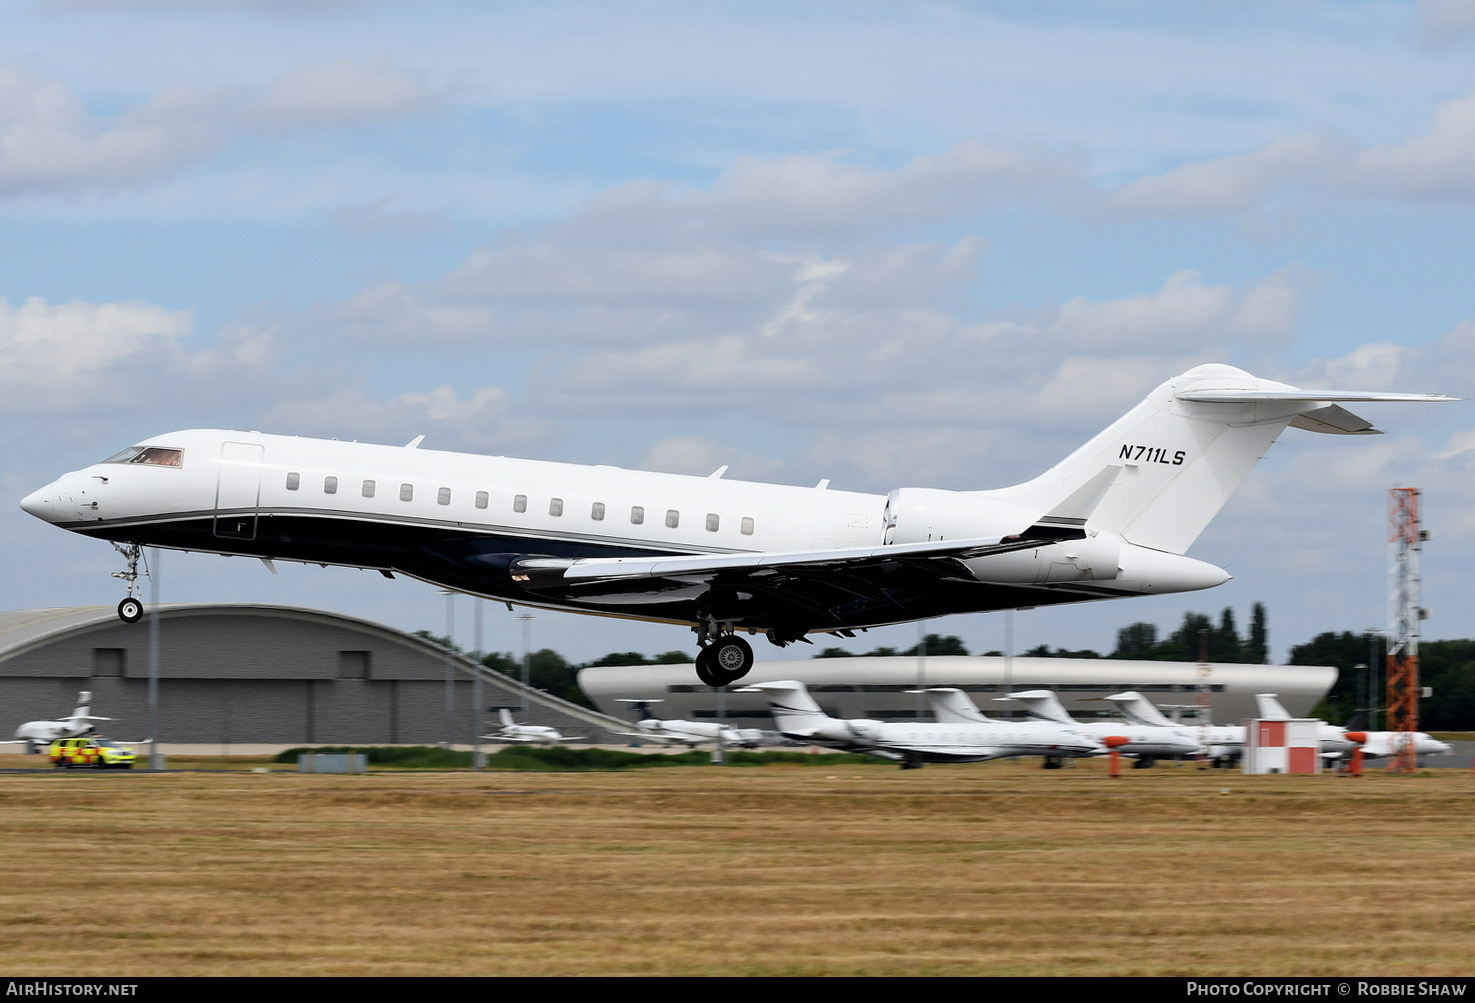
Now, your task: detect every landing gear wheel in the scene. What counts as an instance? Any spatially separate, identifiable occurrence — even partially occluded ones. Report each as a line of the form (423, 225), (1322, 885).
(694, 648), (723, 687)
(117, 597), (143, 623)
(709, 635), (754, 682)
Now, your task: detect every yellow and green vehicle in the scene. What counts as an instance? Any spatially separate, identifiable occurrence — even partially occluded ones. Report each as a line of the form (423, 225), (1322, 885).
(48, 737), (136, 769)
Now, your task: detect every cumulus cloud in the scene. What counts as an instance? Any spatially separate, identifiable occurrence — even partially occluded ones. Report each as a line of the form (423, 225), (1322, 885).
(1102, 87), (1475, 217)
(0, 296), (192, 412)
(256, 384), (554, 454)
(0, 57), (439, 197)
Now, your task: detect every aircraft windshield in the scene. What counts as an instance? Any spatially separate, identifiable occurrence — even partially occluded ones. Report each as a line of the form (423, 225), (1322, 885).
(103, 446), (184, 468)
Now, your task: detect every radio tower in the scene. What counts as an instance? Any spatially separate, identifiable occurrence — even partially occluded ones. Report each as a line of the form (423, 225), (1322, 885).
(1386, 488), (1425, 773)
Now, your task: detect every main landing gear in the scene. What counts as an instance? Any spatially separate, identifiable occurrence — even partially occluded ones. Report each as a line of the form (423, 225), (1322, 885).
(693, 633), (754, 688)
(111, 543), (146, 623)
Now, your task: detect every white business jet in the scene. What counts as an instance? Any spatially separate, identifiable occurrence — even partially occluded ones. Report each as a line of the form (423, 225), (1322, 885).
(1254, 694), (1451, 763)
(615, 699), (765, 748)
(989, 688), (1200, 766)
(6, 691), (112, 754)
(20, 364), (1450, 688)
(745, 679), (1103, 769)
(484, 708), (580, 747)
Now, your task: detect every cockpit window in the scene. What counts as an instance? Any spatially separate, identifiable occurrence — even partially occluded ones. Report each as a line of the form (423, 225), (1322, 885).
(104, 446), (184, 467)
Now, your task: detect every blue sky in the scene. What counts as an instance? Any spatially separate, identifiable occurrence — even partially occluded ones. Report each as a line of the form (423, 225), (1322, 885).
(4, 1), (1475, 664)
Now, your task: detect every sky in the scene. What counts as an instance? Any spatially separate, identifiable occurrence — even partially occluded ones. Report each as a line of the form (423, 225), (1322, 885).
(3, 0), (1475, 666)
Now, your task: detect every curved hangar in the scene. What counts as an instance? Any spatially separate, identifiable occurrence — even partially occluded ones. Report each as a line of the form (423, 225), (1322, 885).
(0, 604), (615, 746)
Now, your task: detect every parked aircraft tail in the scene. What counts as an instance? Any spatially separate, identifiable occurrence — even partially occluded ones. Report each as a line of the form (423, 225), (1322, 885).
(1254, 693), (1293, 720)
(1103, 691), (1175, 728)
(983, 364), (1453, 555)
(921, 688), (993, 724)
(742, 680), (832, 738)
(998, 689), (1076, 725)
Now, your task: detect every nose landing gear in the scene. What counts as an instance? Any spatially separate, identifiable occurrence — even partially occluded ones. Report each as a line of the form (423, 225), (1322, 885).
(111, 543), (147, 623)
(693, 633), (755, 688)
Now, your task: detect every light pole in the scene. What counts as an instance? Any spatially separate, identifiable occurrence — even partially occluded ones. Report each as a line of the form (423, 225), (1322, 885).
(147, 548), (162, 771)
(517, 613), (536, 719)
(442, 590), (455, 748)
(472, 600), (484, 770)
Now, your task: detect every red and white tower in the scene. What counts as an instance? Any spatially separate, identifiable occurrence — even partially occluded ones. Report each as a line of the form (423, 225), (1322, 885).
(1386, 487), (1426, 773)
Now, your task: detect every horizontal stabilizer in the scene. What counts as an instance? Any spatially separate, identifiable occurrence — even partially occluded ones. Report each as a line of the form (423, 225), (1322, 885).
(1288, 404), (1380, 435)
(1176, 389), (1457, 404)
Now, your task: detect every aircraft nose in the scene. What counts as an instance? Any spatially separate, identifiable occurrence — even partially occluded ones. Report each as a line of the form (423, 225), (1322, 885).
(20, 477), (73, 524)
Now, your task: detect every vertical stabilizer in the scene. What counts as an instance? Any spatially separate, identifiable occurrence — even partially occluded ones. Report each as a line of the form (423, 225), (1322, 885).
(1104, 691), (1175, 728)
(999, 689), (1076, 725)
(744, 681), (832, 738)
(924, 688), (993, 724)
(981, 365), (1451, 555)
(1254, 693), (1292, 720)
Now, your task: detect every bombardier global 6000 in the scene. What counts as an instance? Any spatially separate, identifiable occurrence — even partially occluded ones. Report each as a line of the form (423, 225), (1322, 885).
(20, 364), (1451, 686)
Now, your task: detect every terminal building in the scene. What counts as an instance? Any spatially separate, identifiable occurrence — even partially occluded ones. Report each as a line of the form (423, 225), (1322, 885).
(579, 656), (1337, 728)
(0, 604), (621, 748)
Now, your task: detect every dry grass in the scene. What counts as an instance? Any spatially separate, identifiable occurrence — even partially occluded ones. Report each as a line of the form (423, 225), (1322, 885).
(1, 759), (1472, 976)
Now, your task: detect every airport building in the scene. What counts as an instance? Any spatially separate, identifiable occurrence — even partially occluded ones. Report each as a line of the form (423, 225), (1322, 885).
(0, 604), (1339, 747)
(0, 604), (622, 748)
(579, 656), (1338, 728)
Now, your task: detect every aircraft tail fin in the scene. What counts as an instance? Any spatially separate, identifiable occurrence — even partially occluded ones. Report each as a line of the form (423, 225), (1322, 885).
(1254, 693), (1292, 720)
(1104, 691), (1175, 728)
(997, 689), (1076, 725)
(742, 680), (832, 738)
(498, 708), (515, 728)
(922, 687), (993, 724)
(982, 364), (1453, 555)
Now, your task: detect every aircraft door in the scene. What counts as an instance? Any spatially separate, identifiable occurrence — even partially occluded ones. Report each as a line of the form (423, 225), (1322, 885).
(214, 441), (264, 540)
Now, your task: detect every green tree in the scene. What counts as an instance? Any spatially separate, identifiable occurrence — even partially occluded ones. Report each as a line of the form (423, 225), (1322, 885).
(1111, 622), (1158, 660)
(905, 634), (970, 657)
(1247, 602), (1269, 664)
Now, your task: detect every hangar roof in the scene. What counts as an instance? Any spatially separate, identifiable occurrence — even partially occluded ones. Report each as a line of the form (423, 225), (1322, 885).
(0, 604), (444, 664)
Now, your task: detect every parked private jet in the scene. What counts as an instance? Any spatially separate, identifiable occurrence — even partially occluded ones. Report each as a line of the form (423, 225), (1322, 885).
(1255, 695), (1450, 763)
(988, 688), (1200, 766)
(484, 708), (580, 747)
(615, 699), (765, 748)
(6, 691), (111, 754)
(745, 680), (1104, 769)
(20, 364), (1451, 687)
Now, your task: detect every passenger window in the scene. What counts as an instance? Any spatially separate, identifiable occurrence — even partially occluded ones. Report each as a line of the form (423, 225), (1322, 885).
(630, 506), (644, 525)
(666, 509), (679, 529)
(591, 502), (605, 521)
(437, 487), (451, 506)
(475, 491), (488, 510)
(286, 472), (300, 491)
(549, 498), (564, 517)
(705, 513), (719, 532)
(362, 480), (376, 498)
(513, 494), (527, 513)
(400, 483), (414, 502)
(324, 476), (338, 495)
(741, 517), (754, 536)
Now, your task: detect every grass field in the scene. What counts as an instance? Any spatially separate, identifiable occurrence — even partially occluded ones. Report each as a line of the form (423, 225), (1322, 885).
(1, 758), (1471, 976)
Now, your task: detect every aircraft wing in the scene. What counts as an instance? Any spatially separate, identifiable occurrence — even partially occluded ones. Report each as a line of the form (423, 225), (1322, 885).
(505, 530), (1085, 640)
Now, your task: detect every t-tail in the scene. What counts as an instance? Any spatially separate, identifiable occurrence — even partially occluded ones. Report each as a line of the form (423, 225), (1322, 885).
(1103, 691), (1175, 728)
(742, 681), (833, 739)
(983, 364), (1455, 556)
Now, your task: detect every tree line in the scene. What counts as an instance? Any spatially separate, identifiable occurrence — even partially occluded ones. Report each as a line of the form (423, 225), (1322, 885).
(418, 602), (1475, 728)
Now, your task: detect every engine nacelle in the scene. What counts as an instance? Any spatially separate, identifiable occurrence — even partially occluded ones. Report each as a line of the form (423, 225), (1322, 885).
(964, 532), (1123, 584)
(884, 488), (1036, 545)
